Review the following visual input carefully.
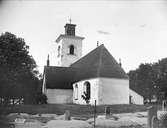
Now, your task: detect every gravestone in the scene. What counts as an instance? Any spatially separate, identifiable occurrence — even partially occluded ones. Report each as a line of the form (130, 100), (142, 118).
(14, 119), (41, 128)
(162, 100), (167, 111)
(14, 118), (25, 128)
(15, 118), (26, 124)
(65, 110), (71, 120)
(105, 106), (111, 119)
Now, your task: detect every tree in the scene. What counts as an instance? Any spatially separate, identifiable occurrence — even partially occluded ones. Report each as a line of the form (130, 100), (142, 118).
(0, 32), (39, 105)
(129, 58), (167, 104)
(154, 58), (167, 101)
(129, 63), (158, 103)
(35, 92), (47, 104)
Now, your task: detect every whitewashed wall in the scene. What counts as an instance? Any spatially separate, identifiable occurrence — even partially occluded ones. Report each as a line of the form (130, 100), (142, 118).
(73, 77), (129, 105)
(57, 37), (83, 67)
(56, 40), (63, 66)
(129, 89), (143, 105)
(99, 78), (129, 105)
(46, 89), (73, 104)
(73, 78), (99, 105)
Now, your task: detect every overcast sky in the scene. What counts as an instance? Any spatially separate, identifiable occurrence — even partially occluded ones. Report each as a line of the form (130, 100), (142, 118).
(0, 0), (167, 73)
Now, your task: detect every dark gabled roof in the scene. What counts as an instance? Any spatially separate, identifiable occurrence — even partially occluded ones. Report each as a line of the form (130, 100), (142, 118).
(44, 66), (77, 89)
(44, 45), (128, 89)
(71, 44), (128, 80)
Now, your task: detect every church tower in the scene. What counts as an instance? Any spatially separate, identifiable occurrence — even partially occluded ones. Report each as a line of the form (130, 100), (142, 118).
(56, 22), (84, 67)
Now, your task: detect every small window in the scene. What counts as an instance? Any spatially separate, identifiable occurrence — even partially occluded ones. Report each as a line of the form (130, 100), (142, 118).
(75, 84), (78, 100)
(58, 46), (61, 57)
(69, 45), (74, 55)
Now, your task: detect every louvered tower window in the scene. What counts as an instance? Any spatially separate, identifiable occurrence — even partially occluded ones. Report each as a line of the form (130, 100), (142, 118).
(69, 45), (74, 55)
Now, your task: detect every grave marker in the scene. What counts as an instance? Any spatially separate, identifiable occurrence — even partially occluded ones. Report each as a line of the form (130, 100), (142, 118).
(65, 110), (71, 120)
(105, 106), (111, 119)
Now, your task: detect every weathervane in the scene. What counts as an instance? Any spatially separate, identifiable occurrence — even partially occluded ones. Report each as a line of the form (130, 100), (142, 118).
(69, 18), (72, 24)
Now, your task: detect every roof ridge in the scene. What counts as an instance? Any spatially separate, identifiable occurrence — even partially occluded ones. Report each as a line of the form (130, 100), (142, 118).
(71, 44), (128, 80)
(71, 44), (104, 66)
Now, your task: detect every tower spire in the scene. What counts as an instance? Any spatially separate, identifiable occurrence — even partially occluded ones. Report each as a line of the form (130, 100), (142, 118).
(47, 54), (50, 66)
(69, 18), (72, 24)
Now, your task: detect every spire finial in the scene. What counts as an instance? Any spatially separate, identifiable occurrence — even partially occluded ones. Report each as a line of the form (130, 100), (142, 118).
(69, 18), (72, 24)
(47, 54), (50, 66)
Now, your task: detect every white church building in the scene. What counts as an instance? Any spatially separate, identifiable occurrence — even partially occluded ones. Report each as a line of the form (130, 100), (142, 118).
(42, 23), (144, 105)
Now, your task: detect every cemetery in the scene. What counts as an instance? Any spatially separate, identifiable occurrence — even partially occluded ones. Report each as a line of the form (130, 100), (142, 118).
(0, 103), (166, 128)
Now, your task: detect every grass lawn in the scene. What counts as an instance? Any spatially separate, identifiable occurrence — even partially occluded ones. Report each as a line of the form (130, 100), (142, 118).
(0, 104), (148, 118)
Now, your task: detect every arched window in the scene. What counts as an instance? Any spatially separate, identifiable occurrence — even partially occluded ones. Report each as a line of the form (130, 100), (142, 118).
(84, 81), (91, 100)
(69, 45), (74, 55)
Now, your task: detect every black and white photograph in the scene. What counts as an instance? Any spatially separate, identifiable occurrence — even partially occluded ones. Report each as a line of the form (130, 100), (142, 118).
(0, 0), (167, 128)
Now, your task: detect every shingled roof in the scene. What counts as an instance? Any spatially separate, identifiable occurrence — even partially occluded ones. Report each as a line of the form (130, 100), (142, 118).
(44, 66), (77, 89)
(71, 44), (128, 80)
(44, 44), (128, 89)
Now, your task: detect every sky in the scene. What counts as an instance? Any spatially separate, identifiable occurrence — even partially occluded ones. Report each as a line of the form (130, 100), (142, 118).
(0, 0), (167, 73)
